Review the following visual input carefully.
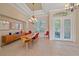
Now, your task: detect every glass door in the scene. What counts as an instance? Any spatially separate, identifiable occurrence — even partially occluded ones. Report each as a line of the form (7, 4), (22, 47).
(50, 11), (75, 41)
(53, 16), (73, 41)
(63, 16), (73, 41)
(64, 19), (71, 39)
(53, 17), (62, 40)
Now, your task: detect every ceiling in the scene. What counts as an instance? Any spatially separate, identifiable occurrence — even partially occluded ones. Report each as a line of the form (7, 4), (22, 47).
(26, 3), (65, 15)
(42, 3), (65, 12)
(11, 3), (66, 19)
(26, 3), (42, 11)
(26, 3), (65, 11)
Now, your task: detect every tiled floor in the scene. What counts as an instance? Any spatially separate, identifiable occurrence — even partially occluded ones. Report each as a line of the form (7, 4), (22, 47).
(0, 38), (79, 56)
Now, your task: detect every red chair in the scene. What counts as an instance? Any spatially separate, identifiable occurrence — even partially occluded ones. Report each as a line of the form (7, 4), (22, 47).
(32, 33), (39, 40)
(28, 30), (32, 34)
(45, 31), (49, 38)
(31, 33), (39, 44)
(25, 30), (32, 35)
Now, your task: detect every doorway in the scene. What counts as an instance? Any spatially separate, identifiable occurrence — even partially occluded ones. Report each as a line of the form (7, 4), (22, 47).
(49, 10), (75, 41)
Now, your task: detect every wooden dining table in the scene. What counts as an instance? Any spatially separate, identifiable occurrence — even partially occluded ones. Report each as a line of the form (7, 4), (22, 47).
(20, 34), (33, 46)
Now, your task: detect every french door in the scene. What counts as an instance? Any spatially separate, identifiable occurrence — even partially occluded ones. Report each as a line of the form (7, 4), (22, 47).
(53, 15), (73, 41)
(53, 17), (62, 40)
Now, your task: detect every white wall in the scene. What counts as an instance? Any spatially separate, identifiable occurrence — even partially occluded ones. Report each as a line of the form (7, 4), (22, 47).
(0, 3), (27, 46)
(75, 9), (79, 43)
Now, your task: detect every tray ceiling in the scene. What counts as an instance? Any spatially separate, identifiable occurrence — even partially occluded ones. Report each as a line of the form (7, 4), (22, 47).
(26, 3), (42, 11)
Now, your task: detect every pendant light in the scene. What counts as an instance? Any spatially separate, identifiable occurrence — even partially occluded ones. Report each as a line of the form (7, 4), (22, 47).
(28, 3), (37, 24)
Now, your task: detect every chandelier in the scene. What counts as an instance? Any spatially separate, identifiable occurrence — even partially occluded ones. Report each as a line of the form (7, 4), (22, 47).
(28, 3), (37, 24)
(65, 3), (79, 12)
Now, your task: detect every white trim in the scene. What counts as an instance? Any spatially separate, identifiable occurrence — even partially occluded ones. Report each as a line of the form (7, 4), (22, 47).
(9, 3), (32, 19)
(34, 10), (45, 16)
(10, 4), (48, 19)
(49, 9), (76, 42)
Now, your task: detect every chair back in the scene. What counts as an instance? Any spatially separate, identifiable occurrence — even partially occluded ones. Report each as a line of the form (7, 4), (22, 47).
(32, 33), (39, 39)
(24, 30), (32, 35)
(35, 33), (39, 38)
(45, 31), (49, 35)
(29, 30), (32, 34)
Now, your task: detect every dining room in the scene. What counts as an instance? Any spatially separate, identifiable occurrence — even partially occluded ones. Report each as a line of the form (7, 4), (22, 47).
(0, 3), (79, 56)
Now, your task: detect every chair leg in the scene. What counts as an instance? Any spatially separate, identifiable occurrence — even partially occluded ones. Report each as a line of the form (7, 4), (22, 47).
(45, 35), (49, 39)
(28, 40), (33, 48)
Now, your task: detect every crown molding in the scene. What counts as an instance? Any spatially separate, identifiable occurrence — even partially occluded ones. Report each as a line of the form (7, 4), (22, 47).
(9, 3), (33, 19)
(34, 10), (46, 15)
(9, 3), (48, 19)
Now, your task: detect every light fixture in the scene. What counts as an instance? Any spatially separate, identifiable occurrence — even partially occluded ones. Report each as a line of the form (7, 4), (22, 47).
(28, 3), (37, 24)
(65, 3), (79, 12)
